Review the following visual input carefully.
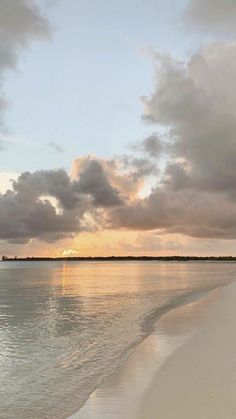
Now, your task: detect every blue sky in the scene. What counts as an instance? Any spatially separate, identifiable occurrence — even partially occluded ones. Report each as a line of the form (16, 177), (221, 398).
(3, 0), (193, 172)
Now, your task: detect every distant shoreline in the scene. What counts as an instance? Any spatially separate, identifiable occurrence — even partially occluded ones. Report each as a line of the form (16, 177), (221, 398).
(2, 256), (236, 262)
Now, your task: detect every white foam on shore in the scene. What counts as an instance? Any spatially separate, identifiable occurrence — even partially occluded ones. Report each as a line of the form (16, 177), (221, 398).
(69, 284), (223, 419)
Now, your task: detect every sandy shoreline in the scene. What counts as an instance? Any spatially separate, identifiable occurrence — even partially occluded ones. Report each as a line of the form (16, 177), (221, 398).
(69, 281), (231, 418)
(138, 280), (236, 419)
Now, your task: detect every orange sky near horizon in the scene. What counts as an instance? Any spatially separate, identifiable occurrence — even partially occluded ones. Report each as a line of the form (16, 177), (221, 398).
(3, 229), (236, 259)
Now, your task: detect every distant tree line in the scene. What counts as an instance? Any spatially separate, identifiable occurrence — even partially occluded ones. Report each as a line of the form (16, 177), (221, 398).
(2, 255), (236, 262)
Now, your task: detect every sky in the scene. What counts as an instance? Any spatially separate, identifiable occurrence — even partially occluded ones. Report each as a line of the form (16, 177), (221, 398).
(1, 0), (236, 257)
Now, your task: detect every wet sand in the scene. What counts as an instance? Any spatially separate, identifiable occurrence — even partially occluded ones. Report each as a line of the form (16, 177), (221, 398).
(138, 281), (236, 419)
(70, 282), (230, 418)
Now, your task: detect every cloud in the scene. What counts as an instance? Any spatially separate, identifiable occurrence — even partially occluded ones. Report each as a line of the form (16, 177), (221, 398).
(48, 142), (64, 153)
(110, 188), (236, 239)
(183, 0), (236, 36)
(72, 158), (124, 207)
(0, 0), (50, 129)
(131, 133), (163, 159)
(0, 154), (160, 243)
(142, 44), (236, 198)
(2, 2), (236, 246)
(0, 0), (50, 69)
(4, 42), (236, 246)
(106, 43), (236, 240)
(121, 155), (158, 181)
(0, 190), (78, 243)
(12, 170), (78, 210)
(0, 158), (128, 243)
(72, 156), (154, 202)
(0, 169), (80, 243)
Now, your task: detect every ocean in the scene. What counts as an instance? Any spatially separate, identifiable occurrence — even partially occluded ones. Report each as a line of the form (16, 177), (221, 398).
(0, 261), (234, 418)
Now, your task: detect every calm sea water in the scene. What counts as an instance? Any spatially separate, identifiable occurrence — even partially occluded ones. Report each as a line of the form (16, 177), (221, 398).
(0, 261), (235, 418)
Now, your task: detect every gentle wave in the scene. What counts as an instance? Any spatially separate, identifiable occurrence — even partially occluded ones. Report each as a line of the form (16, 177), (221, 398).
(68, 283), (226, 419)
(142, 283), (222, 334)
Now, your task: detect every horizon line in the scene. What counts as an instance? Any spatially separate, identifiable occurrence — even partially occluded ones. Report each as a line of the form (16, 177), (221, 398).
(2, 255), (236, 262)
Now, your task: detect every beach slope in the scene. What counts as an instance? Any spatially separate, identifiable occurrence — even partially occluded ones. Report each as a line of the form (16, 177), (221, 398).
(138, 281), (236, 419)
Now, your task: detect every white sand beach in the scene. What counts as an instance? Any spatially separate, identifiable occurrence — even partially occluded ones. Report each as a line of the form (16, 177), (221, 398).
(138, 280), (236, 419)
(71, 281), (236, 419)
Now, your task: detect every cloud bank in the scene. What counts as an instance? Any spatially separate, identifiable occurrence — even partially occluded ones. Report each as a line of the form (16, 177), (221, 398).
(3, 42), (236, 243)
(112, 42), (236, 239)
(2, 0), (236, 248)
(0, 158), (125, 243)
